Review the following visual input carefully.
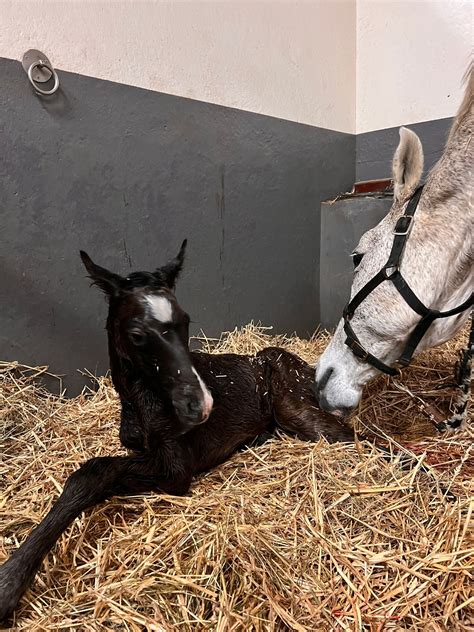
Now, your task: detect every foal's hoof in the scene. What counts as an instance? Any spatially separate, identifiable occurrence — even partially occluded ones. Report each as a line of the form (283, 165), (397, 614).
(0, 561), (25, 621)
(0, 598), (17, 622)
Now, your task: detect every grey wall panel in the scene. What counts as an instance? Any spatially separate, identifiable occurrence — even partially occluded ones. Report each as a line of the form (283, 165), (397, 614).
(356, 118), (453, 182)
(319, 196), (393, 331)
(0, 57), (355, 394)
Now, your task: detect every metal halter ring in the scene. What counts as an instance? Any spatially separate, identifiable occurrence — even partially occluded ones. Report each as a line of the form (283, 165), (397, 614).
(27, 60), (60, 96)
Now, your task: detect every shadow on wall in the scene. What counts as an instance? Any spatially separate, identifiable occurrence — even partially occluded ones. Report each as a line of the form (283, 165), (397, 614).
(0, 257), (106, 394)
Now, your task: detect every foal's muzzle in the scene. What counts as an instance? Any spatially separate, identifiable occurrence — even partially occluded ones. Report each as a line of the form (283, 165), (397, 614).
(172, 383), (213, 430)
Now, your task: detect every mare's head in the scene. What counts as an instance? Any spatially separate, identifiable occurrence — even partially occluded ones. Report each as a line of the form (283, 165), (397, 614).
(315, 70), (473, 416)
(80, 241), (213, 437)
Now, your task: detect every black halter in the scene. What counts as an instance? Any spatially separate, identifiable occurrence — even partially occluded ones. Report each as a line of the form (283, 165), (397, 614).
(343, 185), (474, 376)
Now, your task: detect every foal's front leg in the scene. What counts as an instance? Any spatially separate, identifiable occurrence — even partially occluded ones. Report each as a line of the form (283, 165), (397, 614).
(0, 453), (191, 620)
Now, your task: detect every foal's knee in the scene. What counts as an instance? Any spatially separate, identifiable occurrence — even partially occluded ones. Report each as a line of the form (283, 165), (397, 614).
(62, 456), (124, 505)
(120, 423), (146, 451)
(120, 403), (146, 451)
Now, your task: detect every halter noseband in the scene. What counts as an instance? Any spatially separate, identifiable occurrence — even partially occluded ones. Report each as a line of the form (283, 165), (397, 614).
(343, 185), (474, 376)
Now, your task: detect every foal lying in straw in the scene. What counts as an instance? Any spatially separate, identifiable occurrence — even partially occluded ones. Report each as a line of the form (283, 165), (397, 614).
(0, 242), (355, 619)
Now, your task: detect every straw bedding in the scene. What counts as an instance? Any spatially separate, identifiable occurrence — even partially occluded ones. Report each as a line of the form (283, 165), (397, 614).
(0, 324), (472, 631)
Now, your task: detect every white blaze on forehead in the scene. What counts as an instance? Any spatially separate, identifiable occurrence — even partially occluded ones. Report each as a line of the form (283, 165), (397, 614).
(145, 295), (173, 323)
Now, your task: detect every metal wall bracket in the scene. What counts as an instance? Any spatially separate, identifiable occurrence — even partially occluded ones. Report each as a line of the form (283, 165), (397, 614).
(22, 49), (60, 96)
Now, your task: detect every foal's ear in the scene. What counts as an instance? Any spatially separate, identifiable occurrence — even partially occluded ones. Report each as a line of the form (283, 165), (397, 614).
(392, 127), (424, 203)
(158, 239), (187, 288)
(80, 251), (123, 297)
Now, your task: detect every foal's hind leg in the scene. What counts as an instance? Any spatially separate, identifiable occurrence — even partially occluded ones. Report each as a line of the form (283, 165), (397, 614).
(0, 453), (191, 620)
(258, 347), (355, 443)
(273, 397), (355, 443)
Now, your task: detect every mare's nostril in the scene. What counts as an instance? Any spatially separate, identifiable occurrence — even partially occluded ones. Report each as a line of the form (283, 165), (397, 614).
(316, 367), (334, 394)
(319, 392), (332, 413)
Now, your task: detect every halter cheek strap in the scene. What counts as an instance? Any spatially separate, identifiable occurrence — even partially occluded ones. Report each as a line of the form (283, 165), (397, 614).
(343, 185), (474, 376)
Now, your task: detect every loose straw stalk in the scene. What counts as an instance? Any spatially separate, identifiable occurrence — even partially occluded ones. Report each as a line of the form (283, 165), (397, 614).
(0, 323), (472, 631)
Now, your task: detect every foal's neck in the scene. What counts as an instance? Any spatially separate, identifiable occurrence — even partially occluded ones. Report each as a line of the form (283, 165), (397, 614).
(107, 338), (166, 411)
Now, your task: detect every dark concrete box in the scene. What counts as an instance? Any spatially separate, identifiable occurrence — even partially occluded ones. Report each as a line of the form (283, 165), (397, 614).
(319, 194), (393, 331)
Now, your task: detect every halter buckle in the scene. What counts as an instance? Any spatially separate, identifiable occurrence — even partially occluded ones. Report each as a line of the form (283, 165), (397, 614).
(384, 265), (398, 279)
(391, 361), (404, 375)
(393, 215), (413, 236)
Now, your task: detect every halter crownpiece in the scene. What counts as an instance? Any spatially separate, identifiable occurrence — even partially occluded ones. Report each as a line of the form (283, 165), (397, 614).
(343, 185), (474, 376)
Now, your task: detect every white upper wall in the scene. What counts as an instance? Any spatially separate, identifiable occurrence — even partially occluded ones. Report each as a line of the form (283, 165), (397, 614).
(356, 0), (472, 133)
(2, 1), (470, 135)
(0, 0), (356, 134)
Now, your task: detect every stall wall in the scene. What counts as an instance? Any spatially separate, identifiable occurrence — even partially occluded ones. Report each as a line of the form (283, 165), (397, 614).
(0, 2), (356, 394)
(1, 1), (356, 133)
(0, 1), (470, 393)
(355, 0), (471, 179)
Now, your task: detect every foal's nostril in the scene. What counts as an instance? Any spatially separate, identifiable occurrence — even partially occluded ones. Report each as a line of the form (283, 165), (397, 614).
(315, 367), (334, 394)
(187, 400), (201, 416)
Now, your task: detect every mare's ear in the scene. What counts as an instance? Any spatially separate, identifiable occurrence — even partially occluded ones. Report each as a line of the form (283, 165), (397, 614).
(157, 239), (187, 289)
(80, 251), (123, 297)
(392, 127), (424, 203)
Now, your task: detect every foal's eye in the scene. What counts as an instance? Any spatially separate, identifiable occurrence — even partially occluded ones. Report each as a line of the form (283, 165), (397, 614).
(352, 252), (364, 269)
(129, 330), (146, 346)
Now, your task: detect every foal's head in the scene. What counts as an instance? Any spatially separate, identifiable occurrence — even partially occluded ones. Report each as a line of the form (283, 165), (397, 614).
(80, 241), (213, 435)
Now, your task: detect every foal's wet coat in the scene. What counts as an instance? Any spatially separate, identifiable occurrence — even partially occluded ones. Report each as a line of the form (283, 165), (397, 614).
(0, 246), (352, 620)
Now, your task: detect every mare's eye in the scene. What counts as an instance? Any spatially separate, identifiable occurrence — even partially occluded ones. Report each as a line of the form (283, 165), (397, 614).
(129, 330), (146, 346)
(352, 252), (364, 269)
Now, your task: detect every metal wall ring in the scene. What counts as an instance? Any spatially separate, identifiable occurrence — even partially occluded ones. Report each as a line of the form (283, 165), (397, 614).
(27, 60), (60, 95)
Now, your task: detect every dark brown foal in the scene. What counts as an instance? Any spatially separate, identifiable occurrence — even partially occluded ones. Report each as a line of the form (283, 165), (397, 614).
(0, 242), (353, 620)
